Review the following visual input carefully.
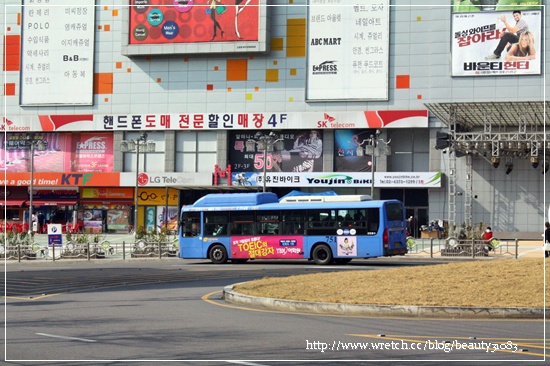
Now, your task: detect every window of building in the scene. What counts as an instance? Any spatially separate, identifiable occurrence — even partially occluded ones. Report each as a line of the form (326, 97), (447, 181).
(175, 131), (217, 173)
(123, 131), (165, 173)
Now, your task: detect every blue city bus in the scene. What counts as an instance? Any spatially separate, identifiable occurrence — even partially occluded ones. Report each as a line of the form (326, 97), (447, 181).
(179, 192), (407, 264)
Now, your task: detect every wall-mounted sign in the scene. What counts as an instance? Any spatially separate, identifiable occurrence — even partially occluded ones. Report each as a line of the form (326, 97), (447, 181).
(306, 0), (390, 101)
(20, 0), (95, 105)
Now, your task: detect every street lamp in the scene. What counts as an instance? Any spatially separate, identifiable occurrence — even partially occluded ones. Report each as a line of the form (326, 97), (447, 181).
(25, 135), (47, 235)
(254, 131), (283, 192)
(120, 132), (155, 237)
(360, 130), (391, 198)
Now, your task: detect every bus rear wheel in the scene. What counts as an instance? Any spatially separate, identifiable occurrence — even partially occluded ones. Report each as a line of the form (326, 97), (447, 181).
(209, 244), (228, 264)
(312, 244), (333, 265)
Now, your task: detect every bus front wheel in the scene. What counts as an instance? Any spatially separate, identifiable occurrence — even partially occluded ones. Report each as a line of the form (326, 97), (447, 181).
(312, 244), (333, 265)
(209, 244), (228, 264)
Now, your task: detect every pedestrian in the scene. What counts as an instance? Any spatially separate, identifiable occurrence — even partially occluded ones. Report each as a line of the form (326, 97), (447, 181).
(544, 222), (550, 258)
(406, 216), (414, 237)
(483, 226), (493, 251)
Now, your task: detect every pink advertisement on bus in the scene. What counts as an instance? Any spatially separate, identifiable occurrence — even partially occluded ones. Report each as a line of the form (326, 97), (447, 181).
(231, 236), (304, 259)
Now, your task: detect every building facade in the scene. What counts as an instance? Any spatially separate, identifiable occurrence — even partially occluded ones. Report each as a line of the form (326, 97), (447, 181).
(1, 1), (548, 235)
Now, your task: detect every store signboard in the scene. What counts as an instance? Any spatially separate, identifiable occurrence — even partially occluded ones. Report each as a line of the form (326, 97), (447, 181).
(3, 111), (428, 132)
(20, 0), (95, 105)
(119, 172), (212, 187)
(230, 172), (442, 188)
(306, 0), (389, 101)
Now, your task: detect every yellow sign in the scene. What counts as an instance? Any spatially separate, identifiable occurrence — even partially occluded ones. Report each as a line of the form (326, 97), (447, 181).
(137, 187), (179, 205)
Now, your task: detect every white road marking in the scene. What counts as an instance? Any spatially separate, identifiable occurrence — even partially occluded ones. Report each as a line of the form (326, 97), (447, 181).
(227, 362), (269, 366)
(36, 333), (97, 343)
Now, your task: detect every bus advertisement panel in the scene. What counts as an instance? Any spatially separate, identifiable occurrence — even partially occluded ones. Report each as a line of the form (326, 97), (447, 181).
(231, 236), (304, 259)
(179, 192), (407, 265)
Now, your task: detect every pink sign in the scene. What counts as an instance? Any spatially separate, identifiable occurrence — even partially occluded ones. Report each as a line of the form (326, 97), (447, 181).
(231, 236), (303, 259)
(2, 132), (114, 173)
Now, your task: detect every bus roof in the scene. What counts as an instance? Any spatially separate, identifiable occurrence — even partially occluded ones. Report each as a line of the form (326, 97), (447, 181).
(184, 193), (400, 212)
(191, 192), (279, 207)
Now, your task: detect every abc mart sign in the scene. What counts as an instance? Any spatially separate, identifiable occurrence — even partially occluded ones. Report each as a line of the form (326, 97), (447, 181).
(119, 172), (211, 187)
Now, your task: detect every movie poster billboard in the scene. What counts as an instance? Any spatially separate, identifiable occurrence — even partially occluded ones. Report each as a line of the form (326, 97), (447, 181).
(334, 129), (377, 172)
(228, 130), (325, 175)
(122, 0), (268, 55)
(452, 0), (542, 13)
(451, 1), (542, 76)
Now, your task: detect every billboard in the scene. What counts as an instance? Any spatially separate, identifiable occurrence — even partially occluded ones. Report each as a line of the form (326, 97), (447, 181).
(20, 0), (95, 105)
(122, 0), (269, 55)
(334, 129), (377, 172)
(1, 132), (114, 173)
(306, 0), (390, 101)
(228, 130), (325, 174)
(451, 1), (542, 76)
(2, 111), (428, 132)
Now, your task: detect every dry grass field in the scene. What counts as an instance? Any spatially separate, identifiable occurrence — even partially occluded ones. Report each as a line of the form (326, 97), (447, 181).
(235, 258), (550, 308)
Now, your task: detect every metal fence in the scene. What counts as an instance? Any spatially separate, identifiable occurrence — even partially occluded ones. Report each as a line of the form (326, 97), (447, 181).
(1, 240), (180, 262)
(406, 238), (532, 258)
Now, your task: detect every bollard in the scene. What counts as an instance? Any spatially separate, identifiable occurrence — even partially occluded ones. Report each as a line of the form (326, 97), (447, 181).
(87, 242), (91, 261)
(52, 243), (56, 262)
(18, 244), (21, 262)
(515, 238), (519, 259)
(123, 241), (126, 260)
(430, 238), (434, 258)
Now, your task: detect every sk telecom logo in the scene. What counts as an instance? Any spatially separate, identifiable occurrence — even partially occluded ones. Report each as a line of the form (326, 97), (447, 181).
(1, 117), (13, 131)
(1, 117), (29, 131)
(317, 113), (336, 128)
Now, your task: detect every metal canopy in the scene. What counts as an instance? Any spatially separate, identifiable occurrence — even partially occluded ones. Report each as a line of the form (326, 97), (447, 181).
(425, 101), (548, 130)
(425, 101), (549, 159)
(424, 101), (548, 236)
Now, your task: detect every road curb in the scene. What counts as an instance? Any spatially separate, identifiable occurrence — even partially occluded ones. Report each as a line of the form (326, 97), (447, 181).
(223, 284), (547, 319)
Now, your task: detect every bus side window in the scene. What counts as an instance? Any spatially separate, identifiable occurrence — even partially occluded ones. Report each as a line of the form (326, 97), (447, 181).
(366, 208), (380, 234)
(215, 225), (227, 235)
(205, 223), (217, 236)
(283, 223), (294, 235)
(184, 221), (200, 237)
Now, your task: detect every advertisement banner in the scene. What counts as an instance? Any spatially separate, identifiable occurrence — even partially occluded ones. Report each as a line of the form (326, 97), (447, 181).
(1, 132), (114, 173)
(452, 3), (542, 76)
(306, 0), (389, 101)
(229, 130), (325, 174)
(123, 0), (268, 55)
(334, 129), (377, 172)
(452, 0), (542, 13)
(71, 133), (114, 172)
(20, 0), (95, 105)
(0, 172), (121, 187)
(231, 236), (304, 259)
(2, 111), (428, 132)
(230, 172), (442, 188)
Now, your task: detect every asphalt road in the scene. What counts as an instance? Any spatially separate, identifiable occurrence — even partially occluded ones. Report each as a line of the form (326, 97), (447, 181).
(2, 259), (547, 365)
